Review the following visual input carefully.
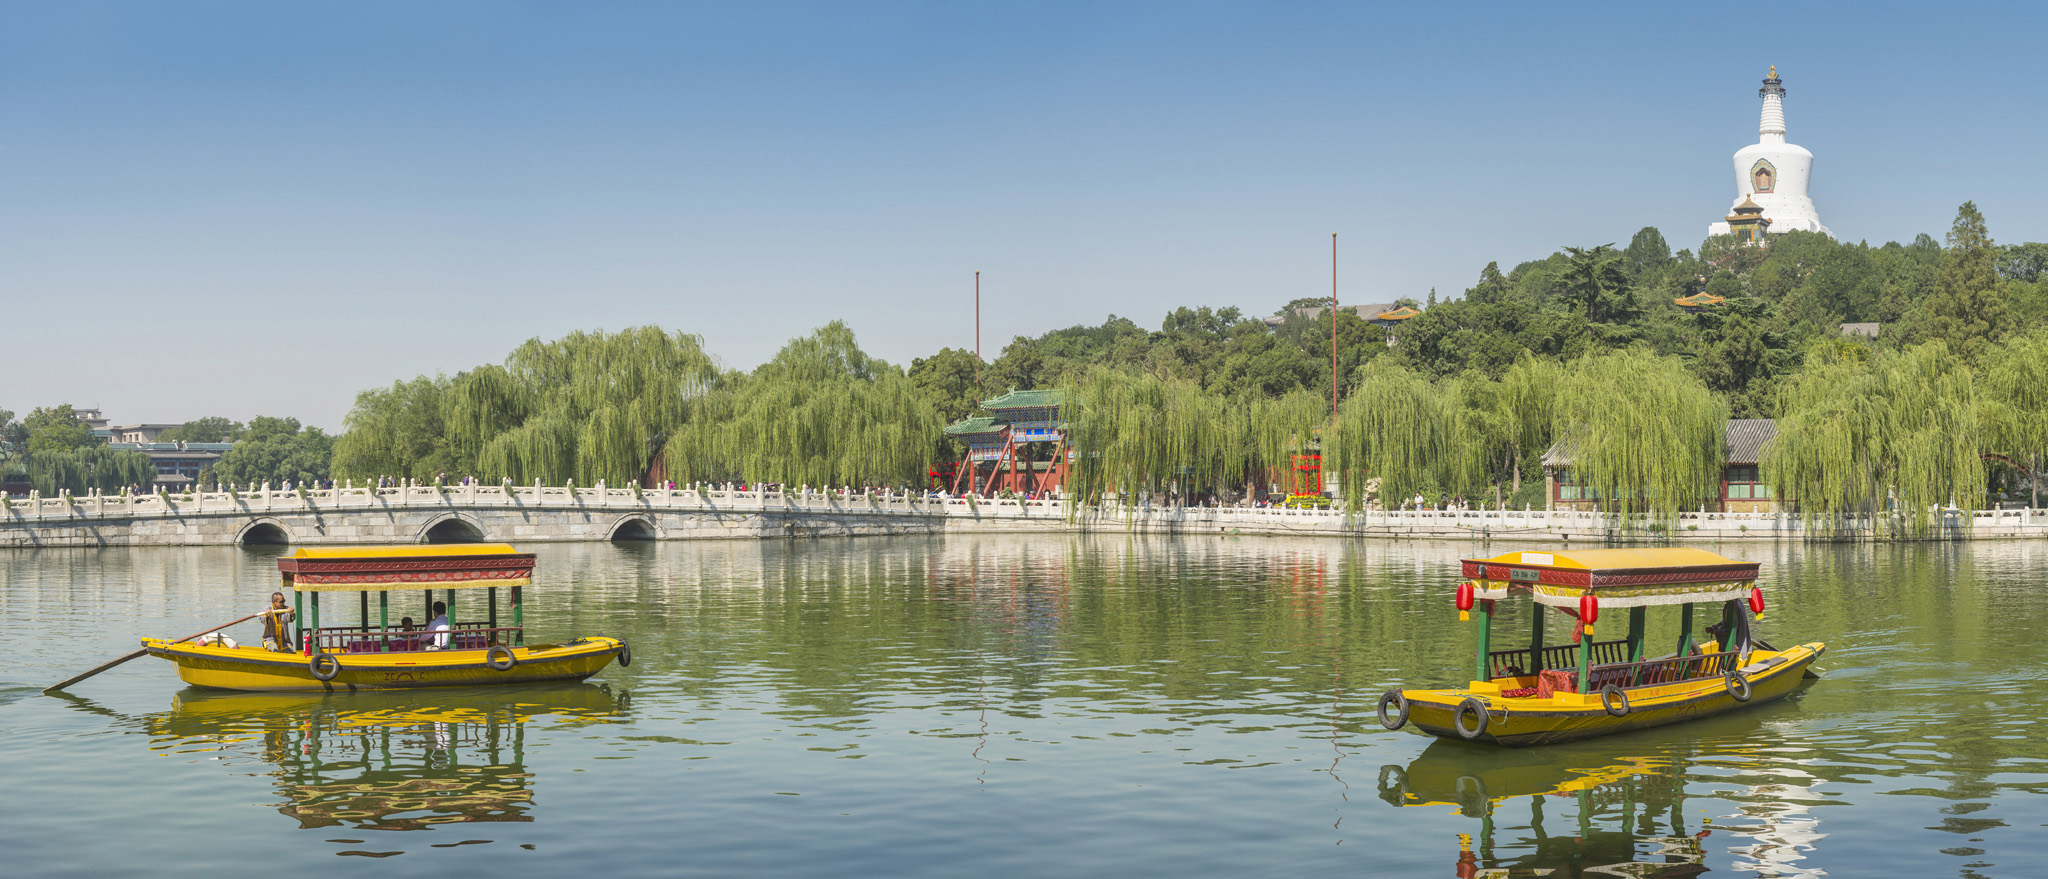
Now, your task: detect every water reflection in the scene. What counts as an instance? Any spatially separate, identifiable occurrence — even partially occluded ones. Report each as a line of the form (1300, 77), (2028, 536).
(80, 685), (627, 849)
(9, 536), (2048, 876)
(1383, 741), (1710, 877)
(1378, 705), (1840, 879)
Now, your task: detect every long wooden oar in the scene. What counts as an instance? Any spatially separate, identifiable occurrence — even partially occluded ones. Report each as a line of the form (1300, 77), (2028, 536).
(43, 611), (269, 694)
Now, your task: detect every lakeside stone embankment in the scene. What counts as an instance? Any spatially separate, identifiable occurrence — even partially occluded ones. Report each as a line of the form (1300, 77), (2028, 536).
(2, 483), (2044, 548)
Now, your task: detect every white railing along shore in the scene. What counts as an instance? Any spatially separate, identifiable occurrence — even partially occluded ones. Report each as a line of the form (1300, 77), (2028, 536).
(3, 481), (2045, 538)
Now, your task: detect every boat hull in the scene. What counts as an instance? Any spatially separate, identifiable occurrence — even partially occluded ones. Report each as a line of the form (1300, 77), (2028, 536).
(1399, 642), (1822, 747)
(142, 637), (626, 692)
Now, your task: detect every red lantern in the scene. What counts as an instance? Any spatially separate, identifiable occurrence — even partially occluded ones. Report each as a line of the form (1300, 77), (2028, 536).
(1456, 582), (1475, 612)
(1578, 592), (1600, 625)
(1748, 586), (1766, 615)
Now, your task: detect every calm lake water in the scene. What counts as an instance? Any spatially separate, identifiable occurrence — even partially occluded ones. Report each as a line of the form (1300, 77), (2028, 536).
(2, 535), (2044, 877)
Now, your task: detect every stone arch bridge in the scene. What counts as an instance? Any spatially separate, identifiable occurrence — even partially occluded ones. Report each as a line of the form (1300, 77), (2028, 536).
(0, 483), (984, 548)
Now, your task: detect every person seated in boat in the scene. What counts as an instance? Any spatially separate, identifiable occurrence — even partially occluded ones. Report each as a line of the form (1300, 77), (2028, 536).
(1696, 622), (1728, 654)
(260, 592), (294, 652)
(426, 602), (451, 650)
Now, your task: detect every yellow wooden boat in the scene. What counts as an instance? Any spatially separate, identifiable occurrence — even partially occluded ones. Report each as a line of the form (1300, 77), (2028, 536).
(144, 544), (629, 692)
(1377, 548), (1823, 747)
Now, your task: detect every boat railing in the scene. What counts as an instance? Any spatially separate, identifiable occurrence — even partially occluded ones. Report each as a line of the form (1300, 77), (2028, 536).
(1497, 648), (1740, 695)
(1487, 639), (1630, 679)
(306, 623), (522, 655)
(1605, 650), (1739, 688)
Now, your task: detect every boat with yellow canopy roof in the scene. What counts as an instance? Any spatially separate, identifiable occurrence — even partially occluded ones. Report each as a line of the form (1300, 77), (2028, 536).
(1376, 547), (1823, 747)
(142, 544), (628, 692)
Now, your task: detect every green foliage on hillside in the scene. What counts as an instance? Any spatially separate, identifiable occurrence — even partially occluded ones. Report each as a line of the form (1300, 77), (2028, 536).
(277, 201), (2048, 510)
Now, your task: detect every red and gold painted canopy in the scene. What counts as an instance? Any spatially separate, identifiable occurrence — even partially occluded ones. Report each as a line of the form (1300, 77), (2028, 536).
(277, 544), (535, 593)
(1460, 548), (1758, 609)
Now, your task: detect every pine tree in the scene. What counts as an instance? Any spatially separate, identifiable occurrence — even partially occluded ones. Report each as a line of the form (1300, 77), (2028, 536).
(1920, 201), (2007, 360)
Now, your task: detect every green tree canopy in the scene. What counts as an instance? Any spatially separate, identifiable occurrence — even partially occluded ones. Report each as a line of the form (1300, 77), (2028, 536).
(332, 326), (716, 485)
(212, 417), (335, 488)
(662, 322), (939, 488)
(1919, 201), (2008, 360)
(1976, 329), (2048, 508)
(1765, 341), (1983, 535)
(1551, 349), (1727, 522)
(159, 417), (246, 443)
(25, 405), (95, 454)
(1329, 358), (1466, 509)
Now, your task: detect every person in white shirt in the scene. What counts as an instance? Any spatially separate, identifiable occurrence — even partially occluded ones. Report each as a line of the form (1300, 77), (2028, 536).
(426, 601), (451, 650)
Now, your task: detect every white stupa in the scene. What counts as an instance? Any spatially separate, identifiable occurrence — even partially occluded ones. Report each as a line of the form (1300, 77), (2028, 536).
(1708, 66), (1832, 239)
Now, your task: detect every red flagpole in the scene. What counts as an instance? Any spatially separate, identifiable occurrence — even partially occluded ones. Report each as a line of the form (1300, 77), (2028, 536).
(1330, 233), (1338, 422)
(975, 270), (982, 389)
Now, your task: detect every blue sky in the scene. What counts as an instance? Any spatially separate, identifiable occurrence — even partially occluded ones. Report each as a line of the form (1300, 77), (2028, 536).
(6, 2), (2045, 429)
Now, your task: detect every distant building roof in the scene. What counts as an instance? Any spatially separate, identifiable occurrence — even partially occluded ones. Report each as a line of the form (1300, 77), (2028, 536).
(1261, 302), (1397, 327)
(979, 389), (1065, 410)
(1725, 419), (1777, 465)
(108, 442), (234, 453)
(1839, 322), (1880, 338)
(942, 417), (1007, 436)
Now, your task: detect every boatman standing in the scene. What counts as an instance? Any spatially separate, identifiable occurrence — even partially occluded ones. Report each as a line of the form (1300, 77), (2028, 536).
(260, 592), (295, 652)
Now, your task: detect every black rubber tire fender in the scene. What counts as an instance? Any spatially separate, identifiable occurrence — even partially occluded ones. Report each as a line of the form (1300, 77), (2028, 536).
(1376, 689), (1410, 730)
(616, 640), (631, 667)
(308, 652), (342, 682)
(1725, 670), (1753, 702)
(486, 645), (516, 671)
(1452, 696), (1489, 740)
(1601, 684), (1630, 717)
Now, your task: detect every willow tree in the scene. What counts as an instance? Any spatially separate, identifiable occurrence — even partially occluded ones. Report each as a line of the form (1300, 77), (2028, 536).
(1978, 330), (2048, 508)
(330, 375), (459, 482)
(1764, 341), (1983, 536)
(332, 327), (715, 485)
(1238, 388), (1328, 498)
(1551, 349), (1725, 522)
(1496, 355), (1562, 491)
(1064, 367), (1236, 504)
(662, 322), (939, 487)
(1328, 358), (1465, 511)
(18, 445), (157, 495)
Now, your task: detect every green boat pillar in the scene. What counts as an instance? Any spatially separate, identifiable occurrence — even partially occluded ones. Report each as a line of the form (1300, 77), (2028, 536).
(1473, 600), (1494, 683)
(309, 593), (320, 653)
(378, 592), (389, 651)
(1721, 600), (1739, 652)
(1577, 608), (1593, 695)
(1677, 603), (1695, 656)
(1529, 603), (1546, 670)
(1627, 606), (1647, 662)
(293, 591), (305, 652)
(512, 586), (524, 645)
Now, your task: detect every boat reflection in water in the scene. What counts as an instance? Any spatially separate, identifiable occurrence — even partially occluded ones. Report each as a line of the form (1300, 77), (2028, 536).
(1381, 739), (1712, 878)
(1379, 730), (1833, 878)
(145, 684), (629, 832)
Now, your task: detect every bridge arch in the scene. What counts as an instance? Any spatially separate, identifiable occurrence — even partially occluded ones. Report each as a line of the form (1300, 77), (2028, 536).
(418, 513), (488, 544)
(607, 514), (659, 541)
(235, 518), (294, 546)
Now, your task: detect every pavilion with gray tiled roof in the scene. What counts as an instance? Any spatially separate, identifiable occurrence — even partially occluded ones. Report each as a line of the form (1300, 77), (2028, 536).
(1543, 419), (1783, 513)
